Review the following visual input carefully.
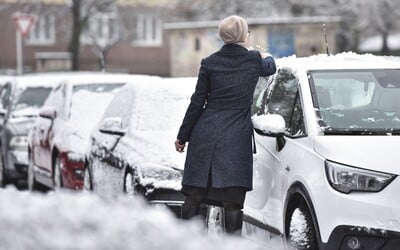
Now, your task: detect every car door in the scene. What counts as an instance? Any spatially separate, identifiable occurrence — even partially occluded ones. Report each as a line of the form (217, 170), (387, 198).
(0, 83), (12, 131)
(245, 68), (305, 232)
(33, 84), (64, 172)
(90, 88), (134, 194)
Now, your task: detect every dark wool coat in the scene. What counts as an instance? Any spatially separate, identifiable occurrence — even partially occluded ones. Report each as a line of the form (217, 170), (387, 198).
(177, 44), (276, 190)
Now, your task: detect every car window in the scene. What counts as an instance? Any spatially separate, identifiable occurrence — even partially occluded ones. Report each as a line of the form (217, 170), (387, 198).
(287, 93), (306, 136)
(257, 68), (305, 136)
(97, 85), (133, 131)
(309, 69), (400, 131)
(12, 87), (52, 112)
(0, 84), (12, 110)
(43, 84), (65, 117)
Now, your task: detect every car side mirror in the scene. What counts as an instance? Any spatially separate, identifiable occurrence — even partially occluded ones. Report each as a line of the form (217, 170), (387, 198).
(252, 114), (286, 152)
(98, 117), (126, 136)
(39, 107), (57, 120)
(252, 114), (286, 137)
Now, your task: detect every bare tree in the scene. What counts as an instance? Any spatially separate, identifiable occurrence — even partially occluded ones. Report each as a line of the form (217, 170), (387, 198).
(67, 0), (116, 71)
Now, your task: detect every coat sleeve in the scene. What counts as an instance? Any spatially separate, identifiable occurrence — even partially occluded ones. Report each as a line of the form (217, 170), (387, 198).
(260, 56), (277, 76)
(177, 60), (209, 142)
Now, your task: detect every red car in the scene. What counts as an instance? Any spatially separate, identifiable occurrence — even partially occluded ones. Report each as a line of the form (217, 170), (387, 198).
(28, 73), (129, 190)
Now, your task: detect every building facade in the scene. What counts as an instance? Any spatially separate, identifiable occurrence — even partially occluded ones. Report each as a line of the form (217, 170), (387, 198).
(0, 0), (173, 76)
(165, 16), (340, 77)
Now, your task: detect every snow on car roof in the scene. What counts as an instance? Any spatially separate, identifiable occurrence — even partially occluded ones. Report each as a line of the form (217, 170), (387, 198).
(63, 73), (160, 86)
(277, 52), (400, 72)
(15, 73), (65, 87)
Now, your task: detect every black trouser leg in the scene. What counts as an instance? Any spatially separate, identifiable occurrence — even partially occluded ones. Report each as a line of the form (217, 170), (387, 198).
(223, 203), (243, 235)
(181, 195), (202, 220)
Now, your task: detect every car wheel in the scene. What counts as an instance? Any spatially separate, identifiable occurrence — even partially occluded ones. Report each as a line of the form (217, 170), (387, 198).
(53, 157), (63, 191)
(123, 168), (137, 196)
(206, 205), (225, 236)
(286, 203), (319, 250)
(28, 153), (41, 191)
(83, 164), (93, 191)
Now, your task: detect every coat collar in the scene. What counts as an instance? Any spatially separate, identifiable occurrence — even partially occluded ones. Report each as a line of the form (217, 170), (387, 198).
(219, 43), (248, 54)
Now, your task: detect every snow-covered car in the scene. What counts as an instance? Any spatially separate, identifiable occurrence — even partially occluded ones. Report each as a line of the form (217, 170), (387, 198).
(244, 53), (400, 249)
(0, 75), (58, 186)
(84, 77), (195, 215)
(27, 73), (131, 191)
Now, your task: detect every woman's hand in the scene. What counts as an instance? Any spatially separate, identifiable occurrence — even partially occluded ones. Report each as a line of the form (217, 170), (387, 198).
(260, 52), (272, 58)
(175, 139), (186, 153)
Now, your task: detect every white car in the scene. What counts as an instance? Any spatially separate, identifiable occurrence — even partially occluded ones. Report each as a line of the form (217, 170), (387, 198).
(245, 53), (400, 250)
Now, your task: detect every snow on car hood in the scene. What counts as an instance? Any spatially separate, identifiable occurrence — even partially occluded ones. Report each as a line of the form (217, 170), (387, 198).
(123, 130), (187, 191)
(7, 116), (37, 135)
(313, 136), (400, 175)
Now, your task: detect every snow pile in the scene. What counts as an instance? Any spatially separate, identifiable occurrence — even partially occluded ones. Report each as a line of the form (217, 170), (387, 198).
(288, 208), (310, 250)
(0, 187), (280, 250)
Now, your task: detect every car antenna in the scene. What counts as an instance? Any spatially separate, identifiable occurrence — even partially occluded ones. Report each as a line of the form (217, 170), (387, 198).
(323, 24), (330, 56)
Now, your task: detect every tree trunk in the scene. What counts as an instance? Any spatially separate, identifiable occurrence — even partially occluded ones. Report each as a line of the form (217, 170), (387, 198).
(69, 0), (82, 71)
(381, 32), (389, 55)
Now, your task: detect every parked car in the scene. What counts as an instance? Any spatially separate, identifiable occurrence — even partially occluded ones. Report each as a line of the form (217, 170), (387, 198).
(0, 75), (59, 186)
(27, 73), (130, 191)
(244, 53), (400, 249)
(84, 77), (195, 215)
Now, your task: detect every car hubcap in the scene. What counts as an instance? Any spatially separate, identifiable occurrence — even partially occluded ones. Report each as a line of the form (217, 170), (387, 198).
(28, 160), (34, 191)
(206, 206), (224, 236)
(83, 167), (91, 191)
(54, 158), (62, 191)
(124, 172), (135, 196)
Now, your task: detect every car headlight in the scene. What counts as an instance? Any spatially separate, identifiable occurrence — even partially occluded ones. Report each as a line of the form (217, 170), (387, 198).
(9, 136), (28, 150)
(325, 160), (396, 194)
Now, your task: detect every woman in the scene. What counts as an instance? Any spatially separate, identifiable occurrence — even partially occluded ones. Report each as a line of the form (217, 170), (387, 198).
(175, 15), (276, 234)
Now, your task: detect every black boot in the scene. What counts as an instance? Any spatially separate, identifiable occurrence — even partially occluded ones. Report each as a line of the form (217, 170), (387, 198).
(181, 202), (200, 220)
(224, 209), (243, 235)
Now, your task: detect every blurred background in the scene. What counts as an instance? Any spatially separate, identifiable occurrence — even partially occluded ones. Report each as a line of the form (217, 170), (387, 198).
(0, 0), (399, 77)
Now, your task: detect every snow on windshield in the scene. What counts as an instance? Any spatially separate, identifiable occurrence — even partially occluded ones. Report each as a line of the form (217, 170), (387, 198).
(119, 78), (196, 175)
(70, 84), (124, 136)
(310, 69), (400, 130)
(0, 187), (282, 250)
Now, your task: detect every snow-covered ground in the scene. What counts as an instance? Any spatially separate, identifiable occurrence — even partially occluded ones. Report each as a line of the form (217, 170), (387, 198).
(0, 187), (284, 250)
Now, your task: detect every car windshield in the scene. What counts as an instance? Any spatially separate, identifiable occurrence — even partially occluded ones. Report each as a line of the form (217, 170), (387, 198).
(70, 83), (124, 133)
(309, 69), (400, 134)
(12, 87), (52, 114)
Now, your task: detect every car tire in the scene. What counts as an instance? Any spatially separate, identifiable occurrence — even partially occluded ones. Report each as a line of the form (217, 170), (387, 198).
(53, 156), (63, 191)
(286, 202), (319, 250)
(123, 168), (137, 196)
(83, 163), (93, 191)
(28, 153), (42, 191)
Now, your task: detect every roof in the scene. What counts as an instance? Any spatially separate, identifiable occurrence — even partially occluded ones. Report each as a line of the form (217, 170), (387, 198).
(277, 52), (400, 72)
(164, 16), (341, 30)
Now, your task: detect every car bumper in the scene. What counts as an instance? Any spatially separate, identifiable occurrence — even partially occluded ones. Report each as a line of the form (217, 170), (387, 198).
(312, 174), (400, 245)
(5, 149), (28, 179)
(146, 188), (186, 218)
(322, 226), (400, 250)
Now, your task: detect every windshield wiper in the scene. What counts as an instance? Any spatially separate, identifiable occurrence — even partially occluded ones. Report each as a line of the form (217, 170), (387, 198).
(323, 128), (400, 135)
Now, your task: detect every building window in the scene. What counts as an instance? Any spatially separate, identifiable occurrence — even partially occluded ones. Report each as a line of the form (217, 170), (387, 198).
(27, 15), (55, 45)
(133, 15), (162, 47)
(82, 12), (119, 45)
(195, 38), (201, 51)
